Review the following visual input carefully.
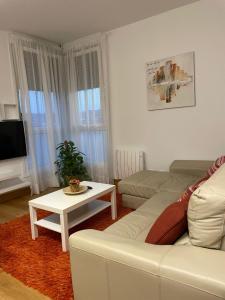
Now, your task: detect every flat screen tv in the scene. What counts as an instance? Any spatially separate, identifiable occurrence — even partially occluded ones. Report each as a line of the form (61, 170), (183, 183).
(0, 120), (27, 160)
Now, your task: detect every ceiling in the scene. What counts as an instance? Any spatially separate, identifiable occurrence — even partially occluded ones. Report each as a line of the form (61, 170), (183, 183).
(0, 0), (198, 43)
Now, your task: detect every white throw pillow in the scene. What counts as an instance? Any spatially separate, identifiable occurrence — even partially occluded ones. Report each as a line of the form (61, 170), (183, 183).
(188, 163), (225, 249)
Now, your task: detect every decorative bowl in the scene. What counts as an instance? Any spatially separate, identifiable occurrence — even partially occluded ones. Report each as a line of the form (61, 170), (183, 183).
(63, 185), (88, 195)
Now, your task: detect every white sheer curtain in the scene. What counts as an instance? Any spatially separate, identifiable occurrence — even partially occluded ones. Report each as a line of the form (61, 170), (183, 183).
(10, 34), (67, 194)
(64, 34), (112, 183)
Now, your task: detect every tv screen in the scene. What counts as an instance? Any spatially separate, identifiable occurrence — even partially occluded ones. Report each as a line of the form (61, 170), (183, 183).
(0, 121), (27, 160)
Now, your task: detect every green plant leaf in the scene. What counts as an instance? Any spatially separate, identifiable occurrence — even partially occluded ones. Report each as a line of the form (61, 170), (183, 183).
(54, 140), (91, 187)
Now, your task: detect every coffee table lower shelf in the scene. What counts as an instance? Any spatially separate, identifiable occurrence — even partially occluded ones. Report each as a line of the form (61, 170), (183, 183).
(34, 199), (111, 233)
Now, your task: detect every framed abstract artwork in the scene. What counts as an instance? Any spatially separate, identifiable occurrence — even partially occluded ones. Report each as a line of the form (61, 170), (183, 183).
(146, 51), (195, 111)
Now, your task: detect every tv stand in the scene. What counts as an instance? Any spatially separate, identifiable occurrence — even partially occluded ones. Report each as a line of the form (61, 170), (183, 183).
(0, 175), (31, 196)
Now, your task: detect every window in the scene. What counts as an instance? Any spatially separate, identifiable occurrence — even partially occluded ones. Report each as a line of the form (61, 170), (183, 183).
(10, 36), (65, 192)
(29, 90), (46, 128)
(71, 50), (107, 169)
(77, 87), (102, 126)
(20, 50), (62, 168)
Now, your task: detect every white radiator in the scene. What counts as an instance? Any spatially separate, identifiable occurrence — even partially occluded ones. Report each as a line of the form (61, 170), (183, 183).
(114, 149), (145, 179)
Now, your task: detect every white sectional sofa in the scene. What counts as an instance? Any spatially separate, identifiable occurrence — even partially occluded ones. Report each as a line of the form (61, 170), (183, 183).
(69, 160), (225, 300)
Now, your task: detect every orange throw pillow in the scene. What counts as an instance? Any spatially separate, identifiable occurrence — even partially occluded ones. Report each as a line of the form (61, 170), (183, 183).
(145, 201), (187, 245)
(146, 176), (209, 245)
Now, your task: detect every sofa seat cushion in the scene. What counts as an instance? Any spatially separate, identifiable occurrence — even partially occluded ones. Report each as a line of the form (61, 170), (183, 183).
(175, 233), (191, 246)
(119, 170), (198, 200)
(137, 191), (181, 217)
(118, 170), (170, 199)
(121, 194), (148, 210)
(105, 210), (156, 241)
(105, 191), (179, 242)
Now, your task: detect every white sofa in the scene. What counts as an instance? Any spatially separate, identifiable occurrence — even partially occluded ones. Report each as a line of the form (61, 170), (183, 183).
(69, 160), (225, 300)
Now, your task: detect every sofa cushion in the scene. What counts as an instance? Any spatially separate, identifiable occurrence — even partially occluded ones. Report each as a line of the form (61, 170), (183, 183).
(175, 233), (191, 246)
(105, 191), (179, 242)
(144, 175), (210, 245)
(188, 163), (225, 249)
(119, 170), (198, 200)
(122, 194), (148, 210)
(118, 170), (170, 199)
(220, 236), (225, 251)
(177, 176), (209, 205)
(137, 191), (181, 217)
(145, 201), (188, 245)
(170, 160), (213, 177)
(104, 210), (156, 241)
(207, 155), (225, 176)
(175, 233), (225, 249)
(158, 173), (198, 194)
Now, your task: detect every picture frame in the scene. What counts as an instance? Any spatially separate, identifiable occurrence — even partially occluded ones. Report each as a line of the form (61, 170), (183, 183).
(146, 51), (195, 111)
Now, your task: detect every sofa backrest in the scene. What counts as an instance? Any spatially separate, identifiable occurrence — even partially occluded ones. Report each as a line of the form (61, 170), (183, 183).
(169, 160), (213, 178)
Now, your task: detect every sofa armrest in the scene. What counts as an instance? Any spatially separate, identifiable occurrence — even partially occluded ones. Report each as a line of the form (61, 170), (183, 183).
(169, 160), (213, 177)
(69, 229), (171, 300)
(69, 230), (225, 300)
(161, 245), (225, 299)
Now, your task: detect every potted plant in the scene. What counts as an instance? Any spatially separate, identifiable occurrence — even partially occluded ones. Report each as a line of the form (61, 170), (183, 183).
(55, 140), (90, 187)
(69, 178), (80, 192)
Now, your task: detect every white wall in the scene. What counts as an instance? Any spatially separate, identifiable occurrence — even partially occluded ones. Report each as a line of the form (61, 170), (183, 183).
(1, 0), (225, 181)
(108, 0), (225, 171)
(0, 31), (26, 181)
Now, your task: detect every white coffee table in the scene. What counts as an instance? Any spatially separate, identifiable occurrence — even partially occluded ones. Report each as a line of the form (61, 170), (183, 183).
(29, 181), (117, 251)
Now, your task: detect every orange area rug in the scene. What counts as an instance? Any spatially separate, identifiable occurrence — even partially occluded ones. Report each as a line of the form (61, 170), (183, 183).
(0, 195), (132, 300)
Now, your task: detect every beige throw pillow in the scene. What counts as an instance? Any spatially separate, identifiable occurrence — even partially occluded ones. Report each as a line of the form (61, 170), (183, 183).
(188, 163), (225, 249)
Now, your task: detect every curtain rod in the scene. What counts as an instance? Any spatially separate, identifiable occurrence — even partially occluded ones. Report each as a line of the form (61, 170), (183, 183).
(8, 30), (108, 51)
(9, 31), (62, 50)
(63, 32), (103, 51)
